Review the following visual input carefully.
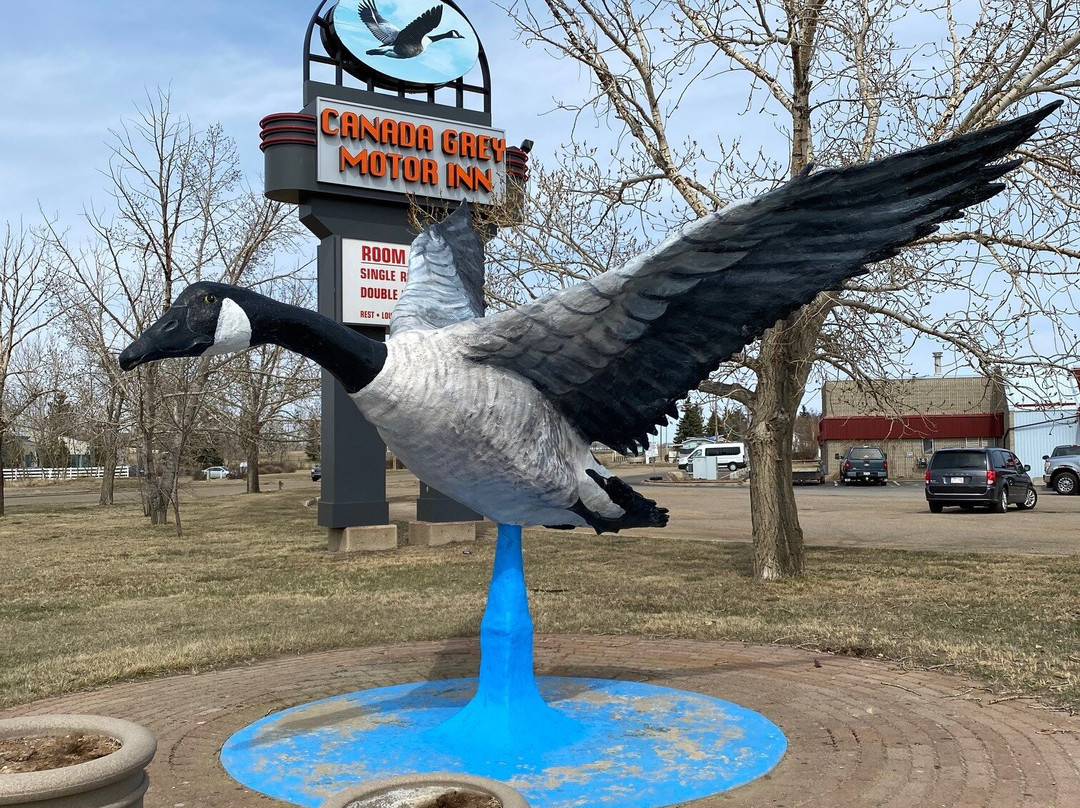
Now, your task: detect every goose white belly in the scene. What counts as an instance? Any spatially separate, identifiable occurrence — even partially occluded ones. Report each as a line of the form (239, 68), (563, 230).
(351, 328), (616, 526)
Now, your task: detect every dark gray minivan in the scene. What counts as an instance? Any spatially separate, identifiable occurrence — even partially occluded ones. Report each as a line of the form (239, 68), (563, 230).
(925, 448), (1038, 513)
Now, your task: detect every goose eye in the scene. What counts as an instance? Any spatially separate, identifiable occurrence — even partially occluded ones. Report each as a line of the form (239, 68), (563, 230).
(203, 293), (217, 304)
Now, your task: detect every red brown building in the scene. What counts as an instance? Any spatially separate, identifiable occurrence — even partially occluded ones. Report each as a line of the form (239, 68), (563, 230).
(820, 375), (1007, 480)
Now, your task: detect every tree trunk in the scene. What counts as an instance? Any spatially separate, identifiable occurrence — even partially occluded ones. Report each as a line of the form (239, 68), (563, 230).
(98, 389), (121, 506)
(148, 488), (168, 524)
(99, 449), (117, 506)
(240, 391), (262, 494)
(247, 445), (261, 493)
(746, 333), (805, 580)
(143, 434), (169, 526)
(746, 298), (832, 579)
(244, 405), (261, 493)
(98, 460), (116, 505)
(138, 445), (150, 517)
(166, 453), (182, 537)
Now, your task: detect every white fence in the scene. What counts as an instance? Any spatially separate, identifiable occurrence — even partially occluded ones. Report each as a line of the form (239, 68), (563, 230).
(2, 466), (133, 481)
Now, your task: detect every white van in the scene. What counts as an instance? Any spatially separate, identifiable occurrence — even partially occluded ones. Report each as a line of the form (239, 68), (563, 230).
(686, 442), (747, 472)
(675, 438), (717, 469)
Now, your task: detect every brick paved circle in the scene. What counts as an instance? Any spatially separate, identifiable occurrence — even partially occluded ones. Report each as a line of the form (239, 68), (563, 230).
(3, 636), (1077, 807)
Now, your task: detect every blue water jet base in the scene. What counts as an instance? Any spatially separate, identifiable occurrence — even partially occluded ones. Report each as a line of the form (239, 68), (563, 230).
(221, 675), (787, 808)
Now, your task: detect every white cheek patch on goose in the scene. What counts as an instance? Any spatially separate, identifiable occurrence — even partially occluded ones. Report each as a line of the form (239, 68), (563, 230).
(206, 298), (252, 355)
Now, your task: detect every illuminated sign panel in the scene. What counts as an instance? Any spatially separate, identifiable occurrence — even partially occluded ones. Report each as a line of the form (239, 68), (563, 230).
(341, 238), (410, 326)
(330, 0), (480, 90)
(316, 98), (507, 204)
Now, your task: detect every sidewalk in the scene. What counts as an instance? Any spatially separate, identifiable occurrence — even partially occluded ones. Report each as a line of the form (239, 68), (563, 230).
(3, 636), (1078, 807)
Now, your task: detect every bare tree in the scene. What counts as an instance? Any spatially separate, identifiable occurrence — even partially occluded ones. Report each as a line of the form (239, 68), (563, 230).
(49, 91), (301, 532)
(0, 225), (60, 516)
(59, 268), (131, 505)
(495, 0), (1080, 578)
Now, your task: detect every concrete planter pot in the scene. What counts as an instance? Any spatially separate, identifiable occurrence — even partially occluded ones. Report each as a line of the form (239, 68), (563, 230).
(319, 772), (530, 808)
(0, 715), (156, 807)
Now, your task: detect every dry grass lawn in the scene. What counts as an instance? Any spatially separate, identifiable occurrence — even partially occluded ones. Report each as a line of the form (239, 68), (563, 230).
(1, 489), (1077, 711)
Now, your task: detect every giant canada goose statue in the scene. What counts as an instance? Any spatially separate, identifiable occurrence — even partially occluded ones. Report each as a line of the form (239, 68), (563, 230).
(120, 104), (1060, 533)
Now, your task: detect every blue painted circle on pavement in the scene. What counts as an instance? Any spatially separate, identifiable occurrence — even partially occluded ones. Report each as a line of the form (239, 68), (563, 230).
(221, 676), (786, 807)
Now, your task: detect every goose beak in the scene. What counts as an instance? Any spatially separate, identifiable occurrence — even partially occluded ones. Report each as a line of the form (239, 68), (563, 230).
(119, 306), (213, 371)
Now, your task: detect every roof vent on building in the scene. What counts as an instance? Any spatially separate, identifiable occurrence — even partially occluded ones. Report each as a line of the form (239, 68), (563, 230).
(933, 352), (943, 376)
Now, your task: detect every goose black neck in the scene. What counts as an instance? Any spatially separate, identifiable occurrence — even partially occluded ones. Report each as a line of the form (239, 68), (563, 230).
(242, 290), (387, 394)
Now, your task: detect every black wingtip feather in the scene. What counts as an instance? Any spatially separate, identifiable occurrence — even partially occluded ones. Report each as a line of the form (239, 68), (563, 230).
(947, 102), (1062, 159)
(1010, 100), (1063, 127)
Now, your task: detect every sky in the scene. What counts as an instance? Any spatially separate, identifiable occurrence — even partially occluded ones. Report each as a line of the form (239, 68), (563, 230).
(0, 0), (767, 227)
(0, 0), (1075, 409)
(0, 0), (583, 227)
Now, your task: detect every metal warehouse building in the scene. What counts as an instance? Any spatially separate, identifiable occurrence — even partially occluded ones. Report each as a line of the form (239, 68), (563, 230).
(1008, 407), (1080, 472)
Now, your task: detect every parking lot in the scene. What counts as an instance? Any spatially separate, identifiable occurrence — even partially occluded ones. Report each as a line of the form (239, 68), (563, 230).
(7, 469), (1077, 556)
(624, 474), (1080, 556)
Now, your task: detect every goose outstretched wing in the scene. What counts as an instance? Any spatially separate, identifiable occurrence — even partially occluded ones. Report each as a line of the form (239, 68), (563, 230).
(395, 5), (444, 48)
(357, 0), (398, 45)
(390, 203), (485, 336)
(461, 103), (1061, 453)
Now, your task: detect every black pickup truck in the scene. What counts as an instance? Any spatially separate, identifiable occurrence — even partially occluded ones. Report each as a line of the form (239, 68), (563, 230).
(835, 446), (888, 485)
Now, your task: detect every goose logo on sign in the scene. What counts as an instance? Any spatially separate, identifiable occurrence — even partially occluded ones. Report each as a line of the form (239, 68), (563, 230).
(330, 0), (480, 90)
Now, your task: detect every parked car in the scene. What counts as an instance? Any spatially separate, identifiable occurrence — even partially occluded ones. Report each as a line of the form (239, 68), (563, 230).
(202, 466), (230, 480)
(1042, 445), (1080, 495)
(311, 464), (322, 482)
(925, 447), (1037, 513)
(835, 446), (888, 485)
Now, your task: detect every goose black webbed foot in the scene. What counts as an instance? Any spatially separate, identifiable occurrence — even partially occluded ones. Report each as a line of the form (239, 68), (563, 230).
(568, 470), (670, 534)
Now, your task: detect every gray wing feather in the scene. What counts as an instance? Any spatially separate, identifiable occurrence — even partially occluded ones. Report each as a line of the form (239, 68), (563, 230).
(462, 103), (1061, 453)
(391, 204), (485, 336)
(358, 0), (398, 44)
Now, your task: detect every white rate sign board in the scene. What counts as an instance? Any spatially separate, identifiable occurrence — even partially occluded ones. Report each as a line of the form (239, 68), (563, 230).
(341, 238), (410, 326)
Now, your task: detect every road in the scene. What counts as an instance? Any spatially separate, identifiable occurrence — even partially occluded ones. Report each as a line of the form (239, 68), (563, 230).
(5, 470), (1078, 555)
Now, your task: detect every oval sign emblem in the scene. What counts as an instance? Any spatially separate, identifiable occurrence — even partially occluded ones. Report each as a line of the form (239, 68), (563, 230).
(331, 0), (480, 89)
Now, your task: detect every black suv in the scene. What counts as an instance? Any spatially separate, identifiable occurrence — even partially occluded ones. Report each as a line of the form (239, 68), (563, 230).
(925, 448), (1037, 513)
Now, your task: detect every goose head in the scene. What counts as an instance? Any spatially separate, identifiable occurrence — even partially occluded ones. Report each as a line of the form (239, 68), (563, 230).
(119, 281), (387, 394)
(432, 29), (465, 42)
(119, 282), (252, 370)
